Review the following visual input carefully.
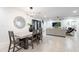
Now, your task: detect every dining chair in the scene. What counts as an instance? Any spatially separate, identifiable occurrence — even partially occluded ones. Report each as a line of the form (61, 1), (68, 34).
(40, 28), (43, 41)
(30, 30), (37, 49)
(23, 30), (37, 49)
(37, 28), (42, 42)
(8, 31), (23, 52)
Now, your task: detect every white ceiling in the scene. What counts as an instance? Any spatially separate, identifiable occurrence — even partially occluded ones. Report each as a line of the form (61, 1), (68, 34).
(20, 7), (79, 20)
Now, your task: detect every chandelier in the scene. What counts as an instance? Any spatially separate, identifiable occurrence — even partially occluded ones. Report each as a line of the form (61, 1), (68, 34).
(26, 7), (41, 18)
(25, 7), (47, 20)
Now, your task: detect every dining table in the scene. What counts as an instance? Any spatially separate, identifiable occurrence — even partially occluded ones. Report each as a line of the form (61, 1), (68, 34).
(15, 33), (32, 49)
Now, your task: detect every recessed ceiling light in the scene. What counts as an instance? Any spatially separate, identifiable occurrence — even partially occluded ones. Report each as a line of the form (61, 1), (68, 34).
(73, 10), (77, 13)
(44, 15), (47, 17)
(29, 7), (33, 10)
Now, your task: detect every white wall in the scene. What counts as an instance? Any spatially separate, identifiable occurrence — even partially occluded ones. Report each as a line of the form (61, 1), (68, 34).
(0, 8), (9, 44)
(61, 18), (77, 29)
(45, 17), (79, 30)
(0, 8), (32, 50)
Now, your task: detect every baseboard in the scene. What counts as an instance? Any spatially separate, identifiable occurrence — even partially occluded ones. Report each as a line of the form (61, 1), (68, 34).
(46, 34), (65, 38)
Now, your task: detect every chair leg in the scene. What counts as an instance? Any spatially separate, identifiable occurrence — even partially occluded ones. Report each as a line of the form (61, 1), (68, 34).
(32, 44), (34, 49)
(13, 43), (15, 52)
(40, 35), (43, 42)
(31, 40), (34, 49)
(23, 39), (28, 49)
(36, 36), (39, 45)
(37, 39), (39, 45)
(8, 42), (11, 52)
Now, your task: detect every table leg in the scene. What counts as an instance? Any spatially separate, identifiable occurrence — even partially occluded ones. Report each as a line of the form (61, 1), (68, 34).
(23, 38), (28, 49)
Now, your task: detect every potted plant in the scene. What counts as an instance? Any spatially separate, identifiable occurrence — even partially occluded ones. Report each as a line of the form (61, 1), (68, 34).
(27, 23), (33, 32)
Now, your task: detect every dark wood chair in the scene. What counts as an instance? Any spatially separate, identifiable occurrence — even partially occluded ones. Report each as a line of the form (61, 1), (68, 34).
(23, 31), (37, 49)
(8, 31), (23, 52)
(39, 28), (42, 41)
(24, 34), (33, 49)
(31, 30), (38, 49)
(37, 28), (42, 42)
(32, 29), (42, 45)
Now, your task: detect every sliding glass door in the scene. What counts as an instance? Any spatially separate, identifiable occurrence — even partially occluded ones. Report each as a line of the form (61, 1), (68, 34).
(32, 19), (42, 31)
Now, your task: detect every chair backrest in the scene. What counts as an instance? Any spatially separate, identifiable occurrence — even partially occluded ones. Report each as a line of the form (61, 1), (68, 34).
(32, 30), (37, 35)
(39, 28), (42, 34)
(8, 31), (15, 42)
(32, 30), (37, 38)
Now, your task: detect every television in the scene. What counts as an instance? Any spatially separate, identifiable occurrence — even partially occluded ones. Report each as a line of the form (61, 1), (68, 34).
(52, 22), (61, 27)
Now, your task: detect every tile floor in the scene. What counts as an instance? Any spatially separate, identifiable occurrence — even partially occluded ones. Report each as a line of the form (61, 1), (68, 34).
(1, 34), (79, 52)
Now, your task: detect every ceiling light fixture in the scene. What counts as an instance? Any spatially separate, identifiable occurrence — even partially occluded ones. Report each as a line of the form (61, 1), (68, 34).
(29, 7), (33, 10)
(73, 10), (77, 13)
(26, 7), (44, 19)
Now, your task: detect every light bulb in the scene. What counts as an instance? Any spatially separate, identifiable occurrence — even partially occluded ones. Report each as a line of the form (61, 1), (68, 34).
(73, 10), (77, 13)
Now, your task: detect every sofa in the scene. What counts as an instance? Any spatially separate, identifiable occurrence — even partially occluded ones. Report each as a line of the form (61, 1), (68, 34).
(46, 28), (66, 37)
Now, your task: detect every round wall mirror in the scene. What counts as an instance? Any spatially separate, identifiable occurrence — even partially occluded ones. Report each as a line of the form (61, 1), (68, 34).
(14, 16), (26, 29)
